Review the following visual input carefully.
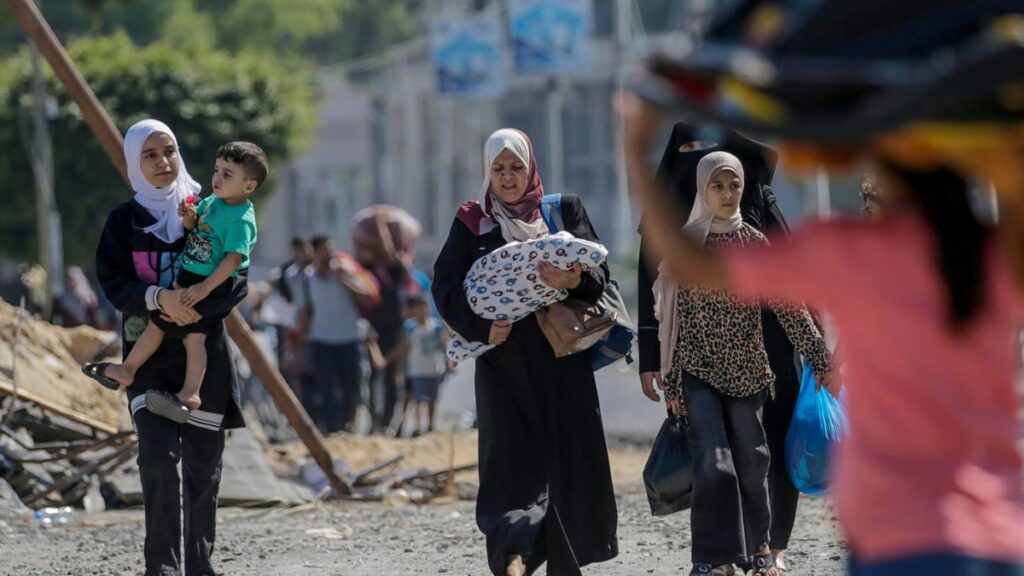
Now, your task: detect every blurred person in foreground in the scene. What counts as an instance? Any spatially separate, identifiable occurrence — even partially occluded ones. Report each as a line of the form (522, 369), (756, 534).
(623, 2), (1024, 572)
(622, 98), (1024, 576)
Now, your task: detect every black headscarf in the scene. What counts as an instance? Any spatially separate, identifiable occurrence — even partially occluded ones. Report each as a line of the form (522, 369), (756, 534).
(645, 122), (779, 233)
(636, 122), (784, 374)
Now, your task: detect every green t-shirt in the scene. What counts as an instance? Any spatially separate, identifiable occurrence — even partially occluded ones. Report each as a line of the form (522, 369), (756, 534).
(181, 196), (257, 277)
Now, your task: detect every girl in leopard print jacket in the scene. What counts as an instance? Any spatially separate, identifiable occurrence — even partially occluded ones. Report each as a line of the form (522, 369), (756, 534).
(653, 151), (832, 576)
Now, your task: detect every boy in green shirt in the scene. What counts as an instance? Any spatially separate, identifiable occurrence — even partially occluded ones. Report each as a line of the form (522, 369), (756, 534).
(99, 142), (266, 421)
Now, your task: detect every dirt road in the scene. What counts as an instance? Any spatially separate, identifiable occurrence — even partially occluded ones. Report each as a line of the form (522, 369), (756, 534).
(0, 463), (845, 576)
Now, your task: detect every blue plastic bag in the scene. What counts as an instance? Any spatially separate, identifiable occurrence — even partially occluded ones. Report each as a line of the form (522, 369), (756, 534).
(784, 360), (846, 496)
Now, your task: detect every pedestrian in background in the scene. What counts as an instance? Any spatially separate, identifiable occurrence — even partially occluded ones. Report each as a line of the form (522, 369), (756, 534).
(295, 235), (379, 433)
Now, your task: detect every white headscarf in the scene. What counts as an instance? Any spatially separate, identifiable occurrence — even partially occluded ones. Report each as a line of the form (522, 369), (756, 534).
(682, 151), (745, 243)
(124, 119), (202, 244)
(479, 128), (550, 242)
(654, 151), (745, 377)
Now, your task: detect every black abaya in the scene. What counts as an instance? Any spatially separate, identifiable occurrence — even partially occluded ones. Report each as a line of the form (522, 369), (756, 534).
(433, 195), (618, 576)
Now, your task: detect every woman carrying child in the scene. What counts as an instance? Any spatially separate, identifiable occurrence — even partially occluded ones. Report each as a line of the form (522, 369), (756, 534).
(86, 119), (249, 576)
(433, 128), (618, 576)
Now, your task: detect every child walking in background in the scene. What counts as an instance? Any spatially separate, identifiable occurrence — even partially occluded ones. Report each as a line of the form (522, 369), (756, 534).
(400, 293), (449, 436)
(86, 142), (266, 421)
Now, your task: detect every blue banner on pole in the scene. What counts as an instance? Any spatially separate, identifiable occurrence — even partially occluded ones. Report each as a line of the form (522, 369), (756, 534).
(508, 0), (593, 74)
(430, 14), (505, 99)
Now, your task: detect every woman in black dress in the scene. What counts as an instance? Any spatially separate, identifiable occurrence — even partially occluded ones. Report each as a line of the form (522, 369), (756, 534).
(433, 128), (618, 576)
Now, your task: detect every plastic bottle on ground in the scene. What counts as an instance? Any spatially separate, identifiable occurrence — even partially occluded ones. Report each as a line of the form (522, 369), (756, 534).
(33, 506), (75, 526)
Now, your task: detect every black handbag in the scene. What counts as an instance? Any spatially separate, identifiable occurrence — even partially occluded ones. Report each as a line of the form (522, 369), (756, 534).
(643, 414), (694, 516)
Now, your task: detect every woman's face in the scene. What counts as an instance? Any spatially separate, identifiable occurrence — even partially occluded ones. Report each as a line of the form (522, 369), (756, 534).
(489, 148), (529, 204)
(139, 132), (180, 188)
(705, 169), (743, 219)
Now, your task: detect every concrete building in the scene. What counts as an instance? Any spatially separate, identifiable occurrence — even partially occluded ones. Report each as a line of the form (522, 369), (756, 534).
(253, 1), (836, 273)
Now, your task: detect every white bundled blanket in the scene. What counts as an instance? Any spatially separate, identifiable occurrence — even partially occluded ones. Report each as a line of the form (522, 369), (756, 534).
(447, 231), (608, 363)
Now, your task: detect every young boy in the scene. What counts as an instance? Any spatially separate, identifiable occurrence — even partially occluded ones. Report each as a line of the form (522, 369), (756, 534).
(89, 142), (265, 422)
(399, 294), (449, 436)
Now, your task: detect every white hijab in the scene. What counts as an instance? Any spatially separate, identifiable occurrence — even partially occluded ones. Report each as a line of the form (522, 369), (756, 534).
(654, 151), (745, 377)
(480, 129), (550, 242)
(683, 151), (745, 242)
(124, 119), (202, 244)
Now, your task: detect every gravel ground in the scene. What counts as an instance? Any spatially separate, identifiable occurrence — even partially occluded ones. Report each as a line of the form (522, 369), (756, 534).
(0, 482), (845, 576)
(1, 365), (847, 575)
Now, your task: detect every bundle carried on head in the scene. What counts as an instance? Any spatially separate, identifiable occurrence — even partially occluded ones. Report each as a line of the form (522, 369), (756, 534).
(350, 205), (422, 256)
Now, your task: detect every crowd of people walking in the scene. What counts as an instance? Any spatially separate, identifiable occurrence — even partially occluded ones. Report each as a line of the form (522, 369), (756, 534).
(260, 227), (450, 437)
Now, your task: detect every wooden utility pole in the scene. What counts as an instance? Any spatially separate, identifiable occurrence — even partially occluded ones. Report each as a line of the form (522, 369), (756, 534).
(8, 0), (351, 497)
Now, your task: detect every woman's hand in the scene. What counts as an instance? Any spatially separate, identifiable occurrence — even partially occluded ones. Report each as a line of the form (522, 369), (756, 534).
(488, 319), (512, 345)
(817, 370), (843, 398)
(158, 286), (202, 326)
(180, 282), (213, 307)
(538, 262), (582, 290)
(639, 371), (664, 402)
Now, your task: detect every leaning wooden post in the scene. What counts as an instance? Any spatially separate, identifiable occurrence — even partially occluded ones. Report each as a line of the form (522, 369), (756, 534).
(8, 0), (351, 497)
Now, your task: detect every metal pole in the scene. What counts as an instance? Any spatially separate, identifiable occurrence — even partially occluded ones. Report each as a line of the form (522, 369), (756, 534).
(8, 0), (352, 497)
(435, 98), (454, 238)
(612, 0), (633, 257)
(546, 80), (565, 194)
(29, 29), (64, 299)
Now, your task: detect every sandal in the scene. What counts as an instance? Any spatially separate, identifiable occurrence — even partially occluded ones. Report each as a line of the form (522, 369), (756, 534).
(751, 549), (778, 575)
(81, 362), (121, 391)
(145, 390), (190, 424)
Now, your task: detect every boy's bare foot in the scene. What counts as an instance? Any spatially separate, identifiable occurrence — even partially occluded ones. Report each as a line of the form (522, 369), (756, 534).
(178, 390), (202, 411)
(505, 554), (525, 576)
(104, 364), (135, 388)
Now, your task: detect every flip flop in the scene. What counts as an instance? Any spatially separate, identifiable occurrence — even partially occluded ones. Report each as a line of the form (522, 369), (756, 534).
(81, 362), (121, 391)
(145, 390), (190, 424)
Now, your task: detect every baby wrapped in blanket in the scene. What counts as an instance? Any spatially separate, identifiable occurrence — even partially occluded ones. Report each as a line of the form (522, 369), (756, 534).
(447, 231), (608, 363)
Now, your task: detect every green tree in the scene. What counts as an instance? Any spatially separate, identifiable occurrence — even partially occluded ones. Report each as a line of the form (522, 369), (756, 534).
(0, 0), (422, 64)
(0, 32), (317, 267)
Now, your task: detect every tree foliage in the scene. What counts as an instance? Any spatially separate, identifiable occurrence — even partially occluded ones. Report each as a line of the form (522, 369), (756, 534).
(0, 0), (422, 63)
(0, 0), (423, 267)
(0, 32), (317, 266)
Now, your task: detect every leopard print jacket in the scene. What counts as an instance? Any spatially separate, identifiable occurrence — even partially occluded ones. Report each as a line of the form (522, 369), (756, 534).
(664, 224), (831, 410)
